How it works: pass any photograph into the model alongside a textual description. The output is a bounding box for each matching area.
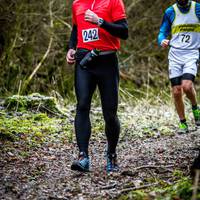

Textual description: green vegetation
[0,111,73,145]
[118,176,195,200]
[0,93,73,145]
[4,93,67,116]
[0,92,199,199]
[1,0,199,96]
[0,0,200,199]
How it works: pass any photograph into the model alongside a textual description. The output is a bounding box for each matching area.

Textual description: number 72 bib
[82,28,99,43]
[179,33,192,44]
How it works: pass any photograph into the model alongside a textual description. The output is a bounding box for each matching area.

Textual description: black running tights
[74,53,120,156]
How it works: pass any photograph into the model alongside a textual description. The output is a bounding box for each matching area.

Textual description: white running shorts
[168,47,199,79]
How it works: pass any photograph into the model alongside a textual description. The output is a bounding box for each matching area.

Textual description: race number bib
[179,33,192,44]
[82,28,99,43]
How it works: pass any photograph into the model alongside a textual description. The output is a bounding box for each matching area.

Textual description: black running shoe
[106,153,119,173]
[71,152,90,172]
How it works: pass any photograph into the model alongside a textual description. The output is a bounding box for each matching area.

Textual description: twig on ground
[100,183,117,190]
[135,164,174,172]
[121,165,174,177]
[41,106,63,117]
[120,182,159,194]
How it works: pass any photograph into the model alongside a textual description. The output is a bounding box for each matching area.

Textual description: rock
[4,93,67,116]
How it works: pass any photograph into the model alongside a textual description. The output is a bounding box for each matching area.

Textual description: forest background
[1,1,200,200]
[1,0,200,97]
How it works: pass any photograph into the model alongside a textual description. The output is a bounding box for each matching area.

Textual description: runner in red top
[72,0,126,51]
[66,0,128,173]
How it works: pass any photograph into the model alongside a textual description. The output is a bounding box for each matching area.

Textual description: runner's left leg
[182,79,197,106]
[97,53,120,155]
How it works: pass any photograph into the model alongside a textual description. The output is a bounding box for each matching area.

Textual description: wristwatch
[97,18,104,27]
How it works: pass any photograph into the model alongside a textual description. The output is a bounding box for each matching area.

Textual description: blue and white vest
[170,1,200,50]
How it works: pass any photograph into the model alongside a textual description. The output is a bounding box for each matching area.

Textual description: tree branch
[22,0,54,93]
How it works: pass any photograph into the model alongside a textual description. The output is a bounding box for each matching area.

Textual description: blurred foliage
[0,0,199,97]
[118,176,196,200]
[0,0,73,96]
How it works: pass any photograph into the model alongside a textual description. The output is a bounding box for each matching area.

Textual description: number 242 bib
[82,28,99,43]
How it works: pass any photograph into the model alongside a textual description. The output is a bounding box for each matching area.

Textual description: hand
[161,39,170,48]
[84,9,99,24]
[66,49,76,64]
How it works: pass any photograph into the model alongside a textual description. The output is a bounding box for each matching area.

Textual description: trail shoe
[177,122,189,134]
[193,107,200,127]
[71,152,90,172]
[106,153,119,173]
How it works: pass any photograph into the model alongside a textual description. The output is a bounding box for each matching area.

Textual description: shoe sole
[71,163,89,172]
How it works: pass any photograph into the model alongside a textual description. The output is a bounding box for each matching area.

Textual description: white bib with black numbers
[170,1,200,50]
[82,28,99,43]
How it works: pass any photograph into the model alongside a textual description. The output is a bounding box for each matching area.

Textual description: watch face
[98,18,103,26]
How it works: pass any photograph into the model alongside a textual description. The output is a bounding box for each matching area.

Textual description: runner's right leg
[170,75,188,134]
[172,85,185,121]
[74,64,96,156]
[71,64,97,172]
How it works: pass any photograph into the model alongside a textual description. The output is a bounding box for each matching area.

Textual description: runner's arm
[100,19,128,40]
[158,7,174,46]
[68,25,77,50]
[84,8,128,40]
[195,2,200,20]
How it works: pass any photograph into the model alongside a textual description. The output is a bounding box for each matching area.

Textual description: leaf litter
[0,95,200,200]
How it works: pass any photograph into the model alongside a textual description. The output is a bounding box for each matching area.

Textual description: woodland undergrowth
[0,89,200,199]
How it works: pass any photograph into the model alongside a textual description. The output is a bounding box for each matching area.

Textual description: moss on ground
[4,93,67,116]
[0,111,73,146]
[117,176,199,200]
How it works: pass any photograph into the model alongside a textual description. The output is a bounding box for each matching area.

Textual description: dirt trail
[0,129,199,200]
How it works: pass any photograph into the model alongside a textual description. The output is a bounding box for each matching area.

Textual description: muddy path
[0,129,199,200]
[0,96,200,200]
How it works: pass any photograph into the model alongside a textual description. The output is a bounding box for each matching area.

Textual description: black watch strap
[97,18,104,27]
